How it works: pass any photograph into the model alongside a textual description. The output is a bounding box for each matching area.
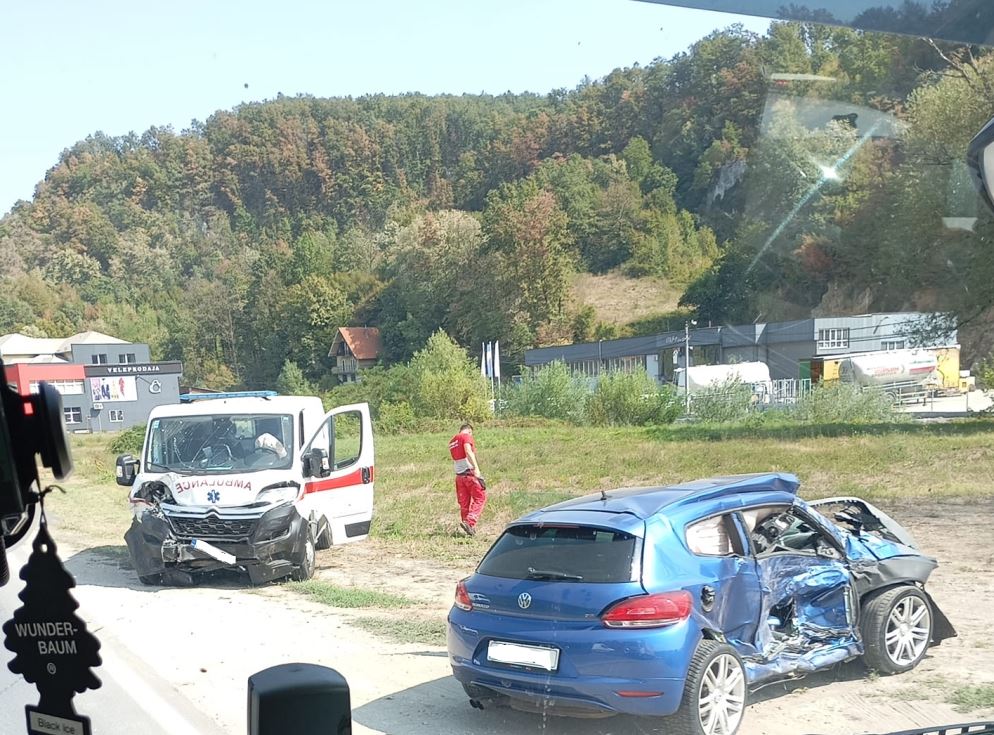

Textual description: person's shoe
[460,521,476,537]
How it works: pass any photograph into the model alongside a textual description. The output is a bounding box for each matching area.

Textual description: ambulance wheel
[315,518,333,550]
[291,526,316,582]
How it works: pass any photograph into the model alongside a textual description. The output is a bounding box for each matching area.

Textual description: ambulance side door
[300,402,374,545]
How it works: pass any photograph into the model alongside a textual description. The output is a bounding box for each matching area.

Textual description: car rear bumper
[447,610,695,717]
[124,503,306,584]
[451,661,685,717]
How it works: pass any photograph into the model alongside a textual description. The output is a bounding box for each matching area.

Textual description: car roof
[148,395,323,420]
[525,473,801,522]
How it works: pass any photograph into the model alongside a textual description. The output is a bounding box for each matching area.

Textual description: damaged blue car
[447,472,955,735]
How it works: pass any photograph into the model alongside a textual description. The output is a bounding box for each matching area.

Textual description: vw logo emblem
[517,592,532,609]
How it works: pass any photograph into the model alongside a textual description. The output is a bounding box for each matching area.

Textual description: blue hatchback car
[447,473,955,735]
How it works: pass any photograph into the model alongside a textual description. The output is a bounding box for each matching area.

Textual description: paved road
[0,542,226,735]
[0,522,973,735]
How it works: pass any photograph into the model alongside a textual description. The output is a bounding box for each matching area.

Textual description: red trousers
[455,474,487,528]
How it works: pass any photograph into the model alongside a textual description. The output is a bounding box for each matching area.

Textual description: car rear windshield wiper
[526,567,583,581]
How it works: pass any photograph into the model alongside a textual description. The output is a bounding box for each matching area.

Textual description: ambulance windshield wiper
[526,568,583,581]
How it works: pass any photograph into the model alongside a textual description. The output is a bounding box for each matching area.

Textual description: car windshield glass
[145,414,293,474]
[477,524,638,583]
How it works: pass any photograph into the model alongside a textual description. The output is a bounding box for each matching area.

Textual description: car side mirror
[967,115,994,214]
[303,448,330,479]
[115,454,138,486]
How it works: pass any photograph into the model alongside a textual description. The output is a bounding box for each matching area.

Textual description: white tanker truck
[675,362,774,403]
[837,349,939,403]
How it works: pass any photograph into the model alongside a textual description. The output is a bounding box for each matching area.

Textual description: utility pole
[684,320,697,414]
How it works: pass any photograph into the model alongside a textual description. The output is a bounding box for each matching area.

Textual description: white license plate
[487,641,560,671]
[190,539,237,566]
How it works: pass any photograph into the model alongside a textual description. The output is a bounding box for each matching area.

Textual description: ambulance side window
[333,411,362,470]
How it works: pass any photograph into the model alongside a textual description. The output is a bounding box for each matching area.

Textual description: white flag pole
[481,343,486,378]
[485,342,495,400]
[494,340,501,411]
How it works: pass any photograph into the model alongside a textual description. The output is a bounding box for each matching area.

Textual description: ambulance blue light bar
[179,391,278,402]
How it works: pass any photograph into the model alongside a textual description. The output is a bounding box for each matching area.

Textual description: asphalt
[0,542,227,735]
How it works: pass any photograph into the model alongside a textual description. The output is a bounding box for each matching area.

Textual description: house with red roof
[328,327,382,383]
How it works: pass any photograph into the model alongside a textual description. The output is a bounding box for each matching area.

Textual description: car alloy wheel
[884,594,930,667]
[860,586,934,674]
[697,653,746,735]
[668,641,748,735]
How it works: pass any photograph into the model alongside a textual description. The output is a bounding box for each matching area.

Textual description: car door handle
[361,467,371,484]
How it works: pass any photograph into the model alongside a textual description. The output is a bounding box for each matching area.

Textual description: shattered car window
[750,508,840,557]
[146,414,294,474]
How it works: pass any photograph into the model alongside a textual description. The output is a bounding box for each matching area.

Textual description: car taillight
[601,591,692,628]
[454,579,473,611]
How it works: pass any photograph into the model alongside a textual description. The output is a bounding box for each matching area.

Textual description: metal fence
[768,378,812,405]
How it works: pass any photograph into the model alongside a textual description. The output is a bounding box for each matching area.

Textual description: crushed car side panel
[810,496,956,644]
[743,554,862,683]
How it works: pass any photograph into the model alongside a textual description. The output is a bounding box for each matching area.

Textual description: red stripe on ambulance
[304,466,374,494]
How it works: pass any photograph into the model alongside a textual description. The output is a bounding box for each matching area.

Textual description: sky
[0,0,769,215]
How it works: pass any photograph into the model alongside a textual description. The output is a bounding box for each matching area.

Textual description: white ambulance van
[116,393,373,585]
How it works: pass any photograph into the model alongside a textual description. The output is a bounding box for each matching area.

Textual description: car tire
[315,518,333,550]
[138,573,162,586]
[861,586,933,674]
[667,640,747,735]
[291,525,316,582]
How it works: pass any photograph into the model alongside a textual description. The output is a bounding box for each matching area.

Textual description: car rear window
[477,524,638,583]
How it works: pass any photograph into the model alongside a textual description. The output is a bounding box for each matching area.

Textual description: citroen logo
[517,592,532,609]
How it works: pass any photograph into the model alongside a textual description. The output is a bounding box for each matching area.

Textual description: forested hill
[1,22,992,389]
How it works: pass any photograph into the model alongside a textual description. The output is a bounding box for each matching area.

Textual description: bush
[587,369,681,426]
[409,330,491,422]
[975,354,994,390]
[507,362,589,424]
[323,364,416,414]
[690,378,756,423]
[375,400,419,434]
[109,424,145,455]
[792,382,895,424]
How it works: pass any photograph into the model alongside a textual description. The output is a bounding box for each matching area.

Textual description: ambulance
[116,393,374,585]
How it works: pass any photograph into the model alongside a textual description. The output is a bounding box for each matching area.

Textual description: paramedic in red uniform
[449,423,485,536]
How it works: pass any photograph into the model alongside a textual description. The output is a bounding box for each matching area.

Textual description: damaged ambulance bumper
[124,502,307,585]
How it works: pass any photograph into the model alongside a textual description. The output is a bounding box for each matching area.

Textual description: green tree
[408,330,490,421]
[482,181,575,329]
[276,360,316,395]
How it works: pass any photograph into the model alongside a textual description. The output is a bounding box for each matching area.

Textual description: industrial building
[1,331,183,431]
[524,313,956,382]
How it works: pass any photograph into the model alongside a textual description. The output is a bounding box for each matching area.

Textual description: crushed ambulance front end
[124,472,310,585]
